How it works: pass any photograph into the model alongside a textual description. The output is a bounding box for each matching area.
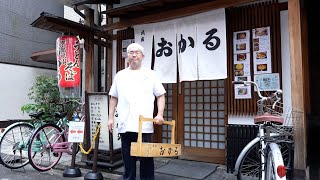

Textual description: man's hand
[108,118,114,133]
[154,115,164,125]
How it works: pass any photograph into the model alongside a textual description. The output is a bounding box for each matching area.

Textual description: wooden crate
[130,115,181,157]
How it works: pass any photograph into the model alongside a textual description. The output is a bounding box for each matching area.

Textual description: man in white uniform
[108,43,166,180]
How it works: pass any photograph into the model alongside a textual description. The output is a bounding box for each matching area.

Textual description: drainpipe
[73,4,86,19]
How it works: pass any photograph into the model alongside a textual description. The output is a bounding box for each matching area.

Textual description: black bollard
[84,122,103,180]
[63,142,82,177]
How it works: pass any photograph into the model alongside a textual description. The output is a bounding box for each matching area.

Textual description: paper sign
[68,121,85,143]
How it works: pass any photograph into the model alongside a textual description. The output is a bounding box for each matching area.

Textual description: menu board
[233,26,274,99]
[252,27,272,74]
[88,93,121,151]
[233,30,251,99]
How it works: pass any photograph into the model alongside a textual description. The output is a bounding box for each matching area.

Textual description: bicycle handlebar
[55,99,85,112]
[232,81,282,107]
[64,99,84,105]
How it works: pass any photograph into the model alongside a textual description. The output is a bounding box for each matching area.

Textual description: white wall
[280,10,292,114]
[64,5,84,23]
[0,64,56,121]
[228,10,292,125]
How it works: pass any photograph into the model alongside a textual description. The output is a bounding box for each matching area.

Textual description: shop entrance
[159,80,226,164]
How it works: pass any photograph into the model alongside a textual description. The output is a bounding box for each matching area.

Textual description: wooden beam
[102,0,255,31]
[93,38,110,47]
[288,0,306,170]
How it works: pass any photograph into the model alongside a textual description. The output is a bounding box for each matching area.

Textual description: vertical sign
[88,93,121,151]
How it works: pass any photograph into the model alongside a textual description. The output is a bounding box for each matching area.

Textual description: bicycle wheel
[237,141,261,180]
[237,140,293,180]
[28,123,65,171]
[265,143,286,180]
[0,123,33,169]
[277,141,293,172]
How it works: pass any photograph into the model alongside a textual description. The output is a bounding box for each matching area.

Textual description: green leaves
[21,74,81,121]
[28,75,60,104]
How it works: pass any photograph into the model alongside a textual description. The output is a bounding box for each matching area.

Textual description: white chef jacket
[109,67,166,133]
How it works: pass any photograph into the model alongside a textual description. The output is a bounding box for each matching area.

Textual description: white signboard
[88,93,121,151]
[254,73,280,91]
[89,94,108,150]
[68,121,85,143]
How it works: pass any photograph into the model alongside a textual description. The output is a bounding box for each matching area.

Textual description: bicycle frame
[40,100,85,154]
[50,118,72,153]
[32,117,72,154]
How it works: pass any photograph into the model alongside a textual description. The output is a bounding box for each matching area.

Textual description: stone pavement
[55,153,237,180]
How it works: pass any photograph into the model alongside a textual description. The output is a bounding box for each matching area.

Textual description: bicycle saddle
[29,112,44,119]
[54,112,68,118]
[254,113,284,125]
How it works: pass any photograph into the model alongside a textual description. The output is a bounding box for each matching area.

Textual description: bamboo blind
[226,0,283,115]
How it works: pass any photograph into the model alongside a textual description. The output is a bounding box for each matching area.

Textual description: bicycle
[27,99,84,172]
[0,112,47,169]
[232,81,302,180]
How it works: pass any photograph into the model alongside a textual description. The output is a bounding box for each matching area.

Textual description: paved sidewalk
[55,153,237,180]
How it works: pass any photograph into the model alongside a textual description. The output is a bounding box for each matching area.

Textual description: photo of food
[257,64,267,71]
[237,87,248,95]
[235,63,244,70]
[234,64,245,76]
[237,53,247,61]
[255,28,268,36]
[256,51,267,59]
[236,43,246,51]
[234,70,244,76]
[237,76,248,81]
[236,32,247,40]
[253,42,259,51]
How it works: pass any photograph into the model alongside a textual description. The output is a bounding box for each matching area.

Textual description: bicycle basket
[257,100,303,141]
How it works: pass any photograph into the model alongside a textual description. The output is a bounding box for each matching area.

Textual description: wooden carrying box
[131,115,181,157]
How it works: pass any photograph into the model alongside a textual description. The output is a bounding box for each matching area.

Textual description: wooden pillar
[82,7,95,163]
[106,5,113,92]
[84,8,95,93]
[288,0,307,171]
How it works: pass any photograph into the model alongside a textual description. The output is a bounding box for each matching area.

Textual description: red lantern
[56,35,81,88]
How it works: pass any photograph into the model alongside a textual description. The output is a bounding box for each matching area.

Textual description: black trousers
[120,132,155,180]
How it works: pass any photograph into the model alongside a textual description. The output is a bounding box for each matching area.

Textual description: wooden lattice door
[161,80,226,164]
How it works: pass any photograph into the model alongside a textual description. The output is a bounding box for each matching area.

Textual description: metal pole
[92,122,100,172]
[84,122,103,180]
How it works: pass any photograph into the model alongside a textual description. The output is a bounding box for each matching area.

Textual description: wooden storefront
[30,0,308,174]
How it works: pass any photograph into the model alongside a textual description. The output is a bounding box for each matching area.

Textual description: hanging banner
[196,8,227,80]
[56,35,81,88]
[154,20,177,83]
[134,24,154,69]
[177,17,198,82]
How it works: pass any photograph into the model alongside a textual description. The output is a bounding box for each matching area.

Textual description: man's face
[127,47,144,68]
